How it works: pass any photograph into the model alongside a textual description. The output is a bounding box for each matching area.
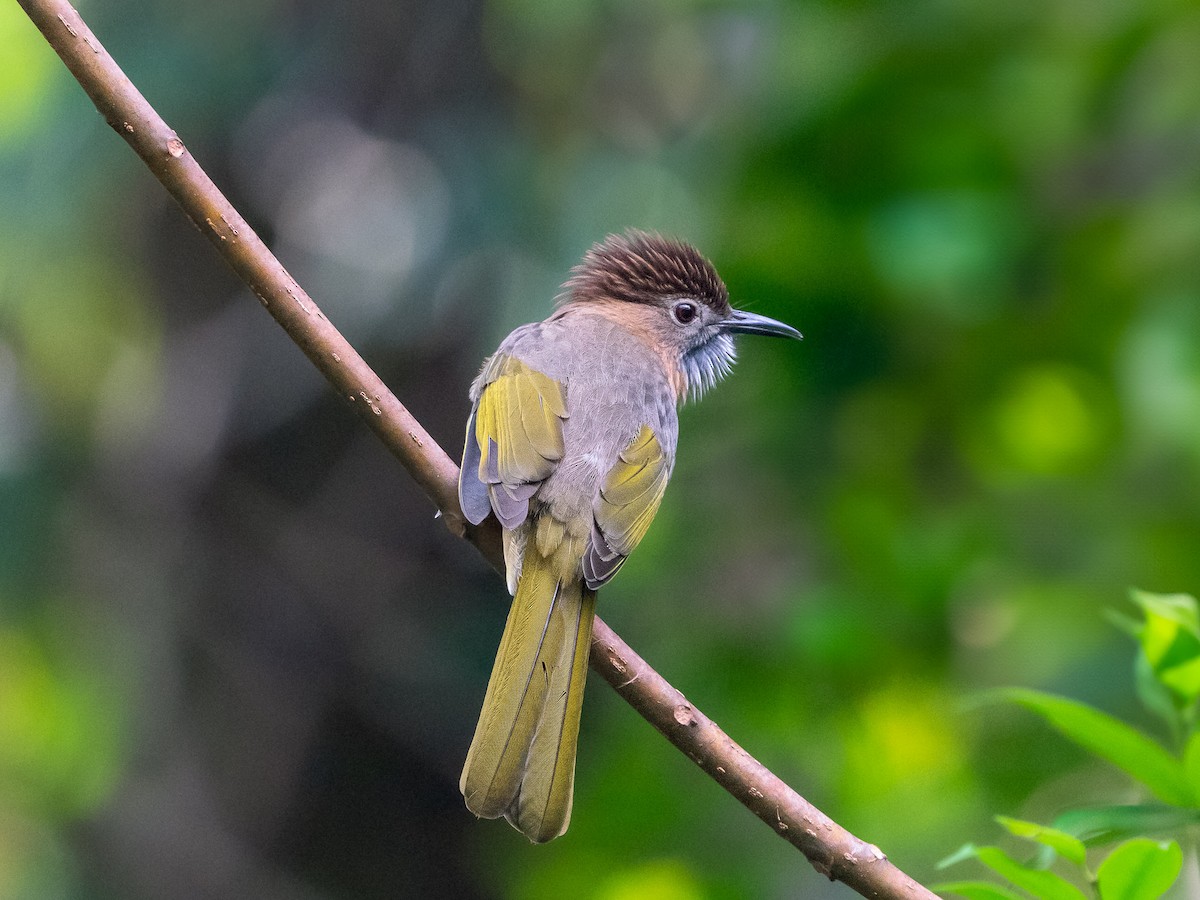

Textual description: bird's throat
[681,333,736,402]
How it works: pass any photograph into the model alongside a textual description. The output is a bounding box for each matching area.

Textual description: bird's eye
[672,300,698,325]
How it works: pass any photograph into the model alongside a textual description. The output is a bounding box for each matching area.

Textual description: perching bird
[457,231,801,842]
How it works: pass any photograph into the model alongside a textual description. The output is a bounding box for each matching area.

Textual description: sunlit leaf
[1129,591,1200,642]
[997,689,1193,805]
[1128,592,1200,703]
[973,846,1089,900]
[1158,657,1200,701]
[1096,839,1181,900]
[1052,805,1200,846]
[995,816,1087,865]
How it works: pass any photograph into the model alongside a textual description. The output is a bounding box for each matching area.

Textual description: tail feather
[512,585,595,841]
[460,551,595,842]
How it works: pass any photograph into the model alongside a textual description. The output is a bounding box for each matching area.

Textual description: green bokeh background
[3,0,1200,897]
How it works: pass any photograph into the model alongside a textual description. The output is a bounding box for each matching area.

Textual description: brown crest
[562,231,731,315]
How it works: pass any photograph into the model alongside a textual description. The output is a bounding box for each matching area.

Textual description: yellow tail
[460,549,596,843]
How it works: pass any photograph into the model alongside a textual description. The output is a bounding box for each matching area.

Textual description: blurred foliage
[2,0,1200,898]
[940,832,1183,900]
[939,592,1200,899]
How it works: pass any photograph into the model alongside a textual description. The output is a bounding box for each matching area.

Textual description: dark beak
[720,309,803,341]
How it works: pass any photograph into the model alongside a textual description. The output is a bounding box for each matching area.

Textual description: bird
[457,231,802,842]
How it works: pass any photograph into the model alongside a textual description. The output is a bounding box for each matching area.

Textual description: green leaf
[1053,805,1200,846]
[1159,656,1200,700]
[1096,839,1182,900]
[1129,591,1200,645]
[974,846,1089,900]
[1132,652,1184,742]
[997,689,1194,806]
[995,816,1087,865]
[939,844,983,869]
[1128,592,1200,704]
[1184,732,1200,799]
[1106,608,1143,641]
[931,881,1026,900]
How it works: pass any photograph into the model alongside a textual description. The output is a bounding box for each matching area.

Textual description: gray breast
[507,313,678,521]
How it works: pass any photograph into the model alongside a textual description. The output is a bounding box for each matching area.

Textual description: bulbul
[457,231,801,842]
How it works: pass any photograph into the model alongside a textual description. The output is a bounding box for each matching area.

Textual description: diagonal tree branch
[16,2,937,897]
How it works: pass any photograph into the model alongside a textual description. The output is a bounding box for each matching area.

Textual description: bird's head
[560,231,802,400]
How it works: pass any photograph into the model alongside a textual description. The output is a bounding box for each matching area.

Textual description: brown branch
[16,2,937,897]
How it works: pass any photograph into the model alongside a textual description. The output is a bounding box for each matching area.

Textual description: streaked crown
[563,231,731,314]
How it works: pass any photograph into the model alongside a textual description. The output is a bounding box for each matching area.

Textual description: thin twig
[15,2,936,896]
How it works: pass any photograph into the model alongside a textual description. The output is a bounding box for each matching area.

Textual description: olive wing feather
[583,424,670,589]
[458,355,568,530]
